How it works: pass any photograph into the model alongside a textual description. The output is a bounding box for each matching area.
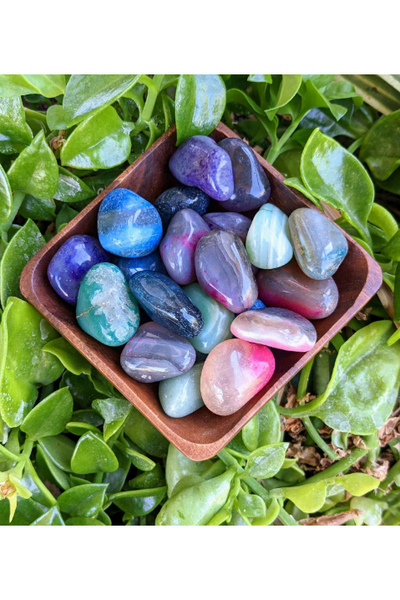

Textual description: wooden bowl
[20,123,382,461]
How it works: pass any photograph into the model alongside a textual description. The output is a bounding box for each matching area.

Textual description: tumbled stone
[129,271,203,338]
[246,204,293,269]
[154,185,210,228]
[76,263,140,346]
[160,209,210,285]
[289,207,349,280]
[200,339,275,416]
[120,322,195,383]
[98,188,162,257]
[115,250,167,281]
[257,259,339,320]
[231,307,317,352]
[169,135,234,201]
[218,138,271,211]
[159,363,204,418]
[48,235,110,305]
[249,299,266,310]
[195,230,258,313]
[203,212,252,242]
[183,283,234,354]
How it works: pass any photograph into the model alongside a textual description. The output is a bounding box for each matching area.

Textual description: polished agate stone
[115,250,166,281]
[200,339,275,416]
[183,283,234,354]
[160,209,210,285]
[289,208,349,280]
[129,271,203,338]
[48,235,110,305]
[98,188,162,257]
[218,138,271,212]
[231,307,317,352]
[169,136,234,201]
[195,230,258,313]
[159,363,204,418]
[257,259,339,320]
[249,299,266,310]
[203,212,251,242]
[120,322,195,383]
[246,204,293,269]
[76,263,140,346]
[154,185,210,228]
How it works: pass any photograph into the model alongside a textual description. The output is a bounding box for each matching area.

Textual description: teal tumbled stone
[183,283,234,354]
[76,263,140,346]
[159,363,205,418]
[289,207,348,280]
[246,204,293,269]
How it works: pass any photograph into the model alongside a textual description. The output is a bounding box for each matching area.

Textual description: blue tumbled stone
[47,235,110,305]
[154,185,210,228]
[115,250,167,281]
[98,188,162,258]
[249,299,266,310]
[129,271,204,338]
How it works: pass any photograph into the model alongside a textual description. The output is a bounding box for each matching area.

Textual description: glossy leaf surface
[0,97,32,154]
[21,387,73,440]
[58,484,108,518]
[360,109,400,180]
[0,75,66,98]
[71,431,119,474]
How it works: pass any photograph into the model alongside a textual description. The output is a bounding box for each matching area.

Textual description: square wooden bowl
[20,123,382,461]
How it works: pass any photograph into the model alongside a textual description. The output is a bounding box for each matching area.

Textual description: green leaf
[265,75,302,119]
[63,75,140,126]
[282,481,328,513]
[314,321,400,434]
[38,434,75,471]
[242,415,259,452]
[56,204,78,231]
[117,442,156,472]
[92,397,132,442]
[65,516,105,526]
[35,445,71,490]
[284,176,322,208]
[248,75,272,83]
[46,104,67,131]
[0,298,64,426]
[0,75,66,98]
[54,167,95,203]
[175,75,226,145]
[335,473,379,496]
[0,165,12,224]
[236,489,266,519]
[377,168,400,195]
[165,444,212,498]
[300,128,374,242]
[8,130,59,199]
[58,484,108,518]
[360,109,400,181]
[21,387,73,440]
[60,106,132,169]
[0,219,45,307]
[19,195,56,221]
[43,337,91,375]
[71,431,119,474]
[66,421,101,436]
[258,399,282,446]
[0,97,32,154]
[30,506,65,526]
[124,406,168,458]
[110,487,167,516]
[244,444,288,479]
[383,230,400,261]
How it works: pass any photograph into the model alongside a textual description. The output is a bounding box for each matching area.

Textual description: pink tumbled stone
[231,307,317,352]
[200,339,275,416]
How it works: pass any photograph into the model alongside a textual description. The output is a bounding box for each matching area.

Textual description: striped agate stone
[231,307,317,352]
[120,322,196,383]
[203,212,252,242]
[246,204,293,269]
[257,259,339,320]
[195,230,258,314]
[98,188,162,258]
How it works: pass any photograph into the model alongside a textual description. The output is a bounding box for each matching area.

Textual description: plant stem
[302,416,338,461]
[278,507,300,526]
[380,459,400,490]
[330,333,345,352]
[22,439,34,458]
[218,448,270,502]
[297,357,315,399]
[300,447,368,485]
[25,459,57,506]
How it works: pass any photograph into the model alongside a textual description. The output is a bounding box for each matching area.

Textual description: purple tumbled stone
[160,209,210,285]
[169,135,234,202]
[47,235,110,305]
[195,230,258,314]
[218,138,271,212]
[120,322,196,383]
[203,212,252,242]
